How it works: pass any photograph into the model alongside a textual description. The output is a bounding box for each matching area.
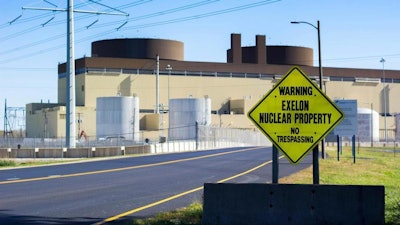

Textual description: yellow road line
[97,186,205,224]
[94,155,285,225]
[0,147,264,185]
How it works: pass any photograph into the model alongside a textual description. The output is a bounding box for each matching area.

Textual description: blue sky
[1,0,399,130]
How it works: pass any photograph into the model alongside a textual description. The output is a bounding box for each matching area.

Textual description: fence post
[195,122,199,150]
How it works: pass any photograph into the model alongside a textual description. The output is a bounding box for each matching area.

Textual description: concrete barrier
[92,147,120,157]
[202,183,385,225]
[0,141,251,159]
[37,148,63,158]
[0,149,9,158]
[63,148,92,158]
[0,145,153,159]
[125,145,151,155]
[10,148,36,158]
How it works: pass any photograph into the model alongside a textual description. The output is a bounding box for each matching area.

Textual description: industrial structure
[25,33,400,143]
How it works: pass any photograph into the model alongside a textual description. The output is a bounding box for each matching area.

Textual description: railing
[2,125,398,159]
[56,67,400,84]
[0,126,271,149]
[379,129,396,142]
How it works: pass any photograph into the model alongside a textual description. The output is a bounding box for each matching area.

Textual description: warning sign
[248,67,344,164]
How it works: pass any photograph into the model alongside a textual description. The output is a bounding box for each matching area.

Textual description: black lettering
[259,113,292,124]
[260,113,266,123]
[290,127,299,134]
[279,86,313,96]
[294,113,332,124]
[282,100,309,111]
[277,135,314,143]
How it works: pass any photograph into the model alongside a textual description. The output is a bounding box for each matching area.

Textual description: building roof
[58,34,400,81]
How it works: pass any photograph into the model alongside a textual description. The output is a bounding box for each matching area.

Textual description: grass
[130,202,202,225]
[280,146,400,224]
[0,159,83,168]
[0,160,17,167]
[127,146,400,225]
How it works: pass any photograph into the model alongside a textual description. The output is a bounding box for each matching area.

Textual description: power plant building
[25,33,400,141]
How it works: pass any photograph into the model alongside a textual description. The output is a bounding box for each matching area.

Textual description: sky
[1,0,399,131]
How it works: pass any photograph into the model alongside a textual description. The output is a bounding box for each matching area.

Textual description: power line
[0,0,124,42]
[91,0,220,29]
[13,0,129,149]
[120,0,281,30]
[1,0,149,33]
[16,0,376,71]
[324,54,400,63]
[0,0,212,42]
[1,0,281,63]
[1,0,100,28]
[0,67,54,71]
[0,1,156,54]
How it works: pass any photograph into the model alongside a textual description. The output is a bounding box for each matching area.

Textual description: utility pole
[21,0,128,148]
[380,58,387,143]
[291,20,323,184]
[156,55,160,114]
[66,0,76,148]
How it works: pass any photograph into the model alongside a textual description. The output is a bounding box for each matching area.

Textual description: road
[0,146,312,225]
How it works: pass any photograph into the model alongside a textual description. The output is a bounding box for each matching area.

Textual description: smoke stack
[256,35,266,64]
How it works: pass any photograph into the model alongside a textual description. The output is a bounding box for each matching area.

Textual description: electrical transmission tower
[12,0,128,148]
[3,99,26,138]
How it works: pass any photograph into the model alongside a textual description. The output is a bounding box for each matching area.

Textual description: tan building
[26,34,400,140]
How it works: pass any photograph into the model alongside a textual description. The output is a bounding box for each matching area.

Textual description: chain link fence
[2,124,397,151]
[0,125,271,149]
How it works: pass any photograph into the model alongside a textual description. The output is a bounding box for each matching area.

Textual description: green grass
[0,160,17,167]
[0,159,82,168]
[127,147,399,225]
[280,147,400,224]
[130,202,202,225]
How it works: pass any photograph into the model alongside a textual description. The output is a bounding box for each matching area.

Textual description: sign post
[272,145,279,184]
[333,99,358,163]
[248,67,344,183]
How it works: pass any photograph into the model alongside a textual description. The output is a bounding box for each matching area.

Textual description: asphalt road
[0,146,312,225]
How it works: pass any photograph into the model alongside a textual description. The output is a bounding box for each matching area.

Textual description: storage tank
[92,38,184,61]
[169,97,211,140]
[358,108,379,142]
[96,96,139,141]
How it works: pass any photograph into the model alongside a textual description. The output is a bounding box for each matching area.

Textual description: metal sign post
[272,145,279,184]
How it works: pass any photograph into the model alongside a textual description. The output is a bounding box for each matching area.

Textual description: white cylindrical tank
[358,107,379,142]
[169,97,211,140]
[96,96,139,141]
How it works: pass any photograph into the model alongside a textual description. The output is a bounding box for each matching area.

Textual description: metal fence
[0,125,271,149]
[2,126,397,150]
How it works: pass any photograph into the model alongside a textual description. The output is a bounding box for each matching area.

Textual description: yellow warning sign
[248,67,344,164]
